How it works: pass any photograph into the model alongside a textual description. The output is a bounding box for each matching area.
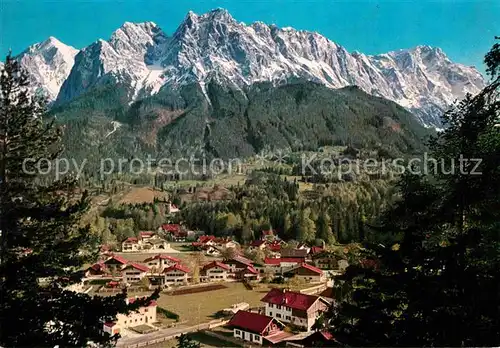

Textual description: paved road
[116,325,189,347]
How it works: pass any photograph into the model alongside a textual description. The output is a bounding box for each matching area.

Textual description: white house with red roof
[201,261,230,281]
[261,288,329,331]
[289,263,326,283]
[163,263,190,284]
[223,255,254,274]
[122,263,149,284]
[103,297,157,336]
[228,310,286,345]
[103,255,129,274]
[143,254,181,272]
[122,232,170,252]
[260,257,304,274]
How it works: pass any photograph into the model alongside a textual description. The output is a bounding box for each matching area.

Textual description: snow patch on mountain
[51,8,484,128]
[16,37,78,101]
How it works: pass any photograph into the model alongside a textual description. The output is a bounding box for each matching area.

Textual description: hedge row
[157,307,180,321]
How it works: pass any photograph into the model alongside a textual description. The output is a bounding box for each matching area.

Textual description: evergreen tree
[0,55,158,347]
[328,39,500,347]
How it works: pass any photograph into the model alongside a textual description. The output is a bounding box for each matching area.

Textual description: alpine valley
[14,9,485,162]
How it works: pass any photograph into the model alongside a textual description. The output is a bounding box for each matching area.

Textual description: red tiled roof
[198,235,216,243]
[267,242,282,252]
[163,263,190,274]
[261,288,319,311]
[139,231,154,238]
[143,254,181,263]
[320,331,334,340]
[203,261,230,271]
[250,240,266,247]
[123,237,138,243]
[231,255,253,266]
[228,310,274,335]
[264,257,304,265]
[161,224,181,233]
[297,263,323,275]
[240,266,259,275]
[309,246,324,255]
[104,322,116,327]
[123,263,149,272]
[104,255,128,265]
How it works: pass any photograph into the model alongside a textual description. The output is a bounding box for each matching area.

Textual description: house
[280,248,309,260]
[237,266,260,281]
[139,231,154,241]
[167,202,180,214]
[249,240,267,251]
[122,237,140,252]
[319,287,335,302]
[263,258,304,274]
[261,229,277,241]
[143,254,181,271]
[267,241,282,253]
[103,255,128,274]
[312,252,338,270]
[215,238,239,249]
[224,256,254,273]
[201,261,230,281]
[290,331,339,347]
[261,288,329,331]
[85,262,107,277]
[228,310,284,345]
[163,263,190,285]
[309,246,324,256]
[103,297,157,336]
[122,233,170,253]
[122,263,149,284]
[160,224,187,242]
[289,263,325,283]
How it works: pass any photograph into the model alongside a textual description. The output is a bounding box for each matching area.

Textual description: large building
[289,263,326,283]
[261,288,329,331]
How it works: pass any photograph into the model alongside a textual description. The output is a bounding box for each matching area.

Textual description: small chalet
[312,252,338,270]
[167,202,180,214]
[224,255,254,273]
[289,263,325,283]
[122,233,170,253]
[249,240,267,251]
[237,266,260,281]
[160,224,187,242]
[103,297,157,336]
[163,263,190,284]
[261,288,329,331]
[85,262,107,277]
[122,237,140,252]
[228,310,284,345]
[201,261,230,281]
[263,257,304,273]
[319,287,335,302]
[291,331,339,347]
[143,254,181,271]
[122,263,149,284]
[280,248,309,260]
[103,255,128,274]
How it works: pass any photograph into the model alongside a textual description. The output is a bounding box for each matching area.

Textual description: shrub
[157,307,180,321]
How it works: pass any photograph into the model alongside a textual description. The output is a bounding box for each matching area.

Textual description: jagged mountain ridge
[15,8,484,128]
[15,37,78,101]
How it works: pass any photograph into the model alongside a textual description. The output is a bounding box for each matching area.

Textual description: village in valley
[79,201,352,348]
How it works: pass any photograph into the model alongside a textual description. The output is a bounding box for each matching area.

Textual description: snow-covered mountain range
[13,8,485,128]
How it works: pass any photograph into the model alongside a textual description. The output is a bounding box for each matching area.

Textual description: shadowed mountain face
[54,79,431,163]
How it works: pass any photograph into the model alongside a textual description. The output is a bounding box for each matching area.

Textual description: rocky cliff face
[15,37,78,101]
[14,9,484,128]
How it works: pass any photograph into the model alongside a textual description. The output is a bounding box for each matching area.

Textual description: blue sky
[1,0,499,75]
